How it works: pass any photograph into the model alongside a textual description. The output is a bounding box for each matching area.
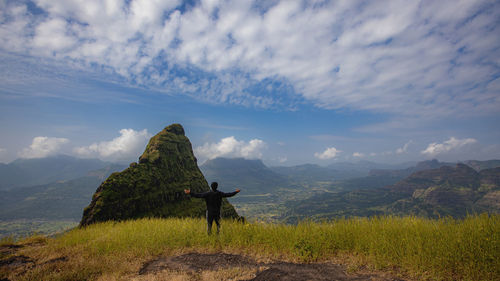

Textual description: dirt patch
[140,252,406,281]
[0,245,23,258]
[41,256,67,265]
[0,243,69,281]
[140,253,258,274]
[0,254,35,279]
[249,262,348,281]
[249,262,405,281]
[0,255,33,268]
[1,244,34,276]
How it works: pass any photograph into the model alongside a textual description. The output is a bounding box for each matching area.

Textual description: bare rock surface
[140,252,406,281]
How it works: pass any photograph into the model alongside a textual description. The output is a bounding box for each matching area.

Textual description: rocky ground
[137,252,406,281]
[1,244,408,281]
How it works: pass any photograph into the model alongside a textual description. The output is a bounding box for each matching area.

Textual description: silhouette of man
[184,182,240,235]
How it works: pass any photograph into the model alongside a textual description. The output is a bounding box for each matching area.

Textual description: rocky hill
[387,164,500,217]
[464,160,500,171]
[80,124,239,226]
[389,163,480,194]
[283,164,500,221]
[368,159,454,179]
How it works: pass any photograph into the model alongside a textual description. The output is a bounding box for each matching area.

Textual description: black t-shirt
[190,190,238,215]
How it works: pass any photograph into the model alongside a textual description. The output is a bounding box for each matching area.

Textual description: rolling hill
[0,155,111,190]
[283,163,500,222]
[200,157,288,194]
[0,164,126,220]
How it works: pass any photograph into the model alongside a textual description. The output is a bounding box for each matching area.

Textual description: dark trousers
[206,211,220,235]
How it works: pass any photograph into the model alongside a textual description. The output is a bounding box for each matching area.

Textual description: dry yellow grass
[1,214,498,281]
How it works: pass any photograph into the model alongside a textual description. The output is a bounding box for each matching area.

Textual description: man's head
[210,182,218,191]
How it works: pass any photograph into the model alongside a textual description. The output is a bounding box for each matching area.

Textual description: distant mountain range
[201,158,454,194]
[201,157,500,221]
[1,155,499,224]
[200,157,288,194]
[283,163,500,222]
[327,160,415,173]
[369,159,500,179]
[0,164,126,220]
[0,155,112,190]
[200,158,417,194]
[270,160,416,184]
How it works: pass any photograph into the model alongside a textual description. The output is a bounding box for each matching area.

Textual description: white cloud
[0,148,6,154]
[314,147,341,160]
[352,152,364,158]
[33,18,77,53]
[74,129,151,161]
[421,137,477,157]
[278,156,287,163]
[194,136,266,161]
[0,0,498,116]
[19,136,69,158]
[396,141,413,154]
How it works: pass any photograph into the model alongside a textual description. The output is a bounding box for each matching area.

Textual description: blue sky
[1,0,499,165]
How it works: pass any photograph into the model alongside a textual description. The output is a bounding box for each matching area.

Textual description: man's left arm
[221,189,240,198]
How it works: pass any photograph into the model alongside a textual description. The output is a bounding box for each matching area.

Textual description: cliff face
[80,124,239,226]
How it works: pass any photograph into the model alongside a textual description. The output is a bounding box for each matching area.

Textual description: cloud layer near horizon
[11,133,487,164]
[195,136,266,161]
[1,0,499,116]
[74,129,151,161]
[315,147,341,160]
[19,136,69,158]
[421,137,477,157]
[16,129,150,162]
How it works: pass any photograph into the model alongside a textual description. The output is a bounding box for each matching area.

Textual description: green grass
[11,214,500,281]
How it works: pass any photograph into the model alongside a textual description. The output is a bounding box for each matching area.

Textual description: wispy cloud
[314,147,341,160]
[278,156,287,163]
[0,0,498,116]
[19,136,69,158]
[352,152,364,158]
[74,129,151,162]
[421,137,477,157]
[396,141,413,154]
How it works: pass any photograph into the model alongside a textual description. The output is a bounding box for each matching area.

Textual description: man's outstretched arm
[221,189,241,198]
[184,189,209,198]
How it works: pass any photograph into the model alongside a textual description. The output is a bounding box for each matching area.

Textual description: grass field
[3,214,499,280]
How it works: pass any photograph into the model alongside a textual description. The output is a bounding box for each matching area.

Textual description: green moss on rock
[80,124,239,226]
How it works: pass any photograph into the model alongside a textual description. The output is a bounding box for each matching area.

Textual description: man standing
[184,182,240,235]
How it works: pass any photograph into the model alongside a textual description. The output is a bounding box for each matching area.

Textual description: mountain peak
[164,123,185,135]
[80,123,239,226]
[414,159,452,171]
[138,124,187,164]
